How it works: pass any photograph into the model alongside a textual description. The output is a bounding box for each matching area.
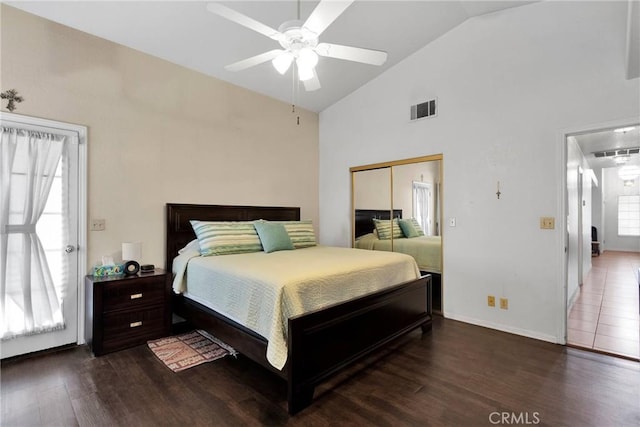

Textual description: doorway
[0,113,87,359]
[565,121,640,360]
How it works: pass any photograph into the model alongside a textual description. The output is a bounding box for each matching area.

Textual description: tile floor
[567,250,639,360]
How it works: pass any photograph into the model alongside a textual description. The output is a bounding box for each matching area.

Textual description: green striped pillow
[373,218,403,240]
[409,218,425,236]
[273,220,317,248]
[190,220,263,256]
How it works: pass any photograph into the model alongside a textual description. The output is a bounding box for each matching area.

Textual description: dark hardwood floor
[2,317,639,426]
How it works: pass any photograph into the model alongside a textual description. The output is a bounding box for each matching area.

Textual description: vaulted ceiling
[7,0,539,112]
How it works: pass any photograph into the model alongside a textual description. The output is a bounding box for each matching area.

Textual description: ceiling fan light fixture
[207,0,385,94]
[297,48,319,69]
[272,52,293,74]
[297,63,315,81]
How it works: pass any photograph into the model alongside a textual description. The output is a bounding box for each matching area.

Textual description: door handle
[65,245,76,254]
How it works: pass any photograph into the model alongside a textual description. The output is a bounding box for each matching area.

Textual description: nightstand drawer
[102,277,165,312]
[102,307,165,341]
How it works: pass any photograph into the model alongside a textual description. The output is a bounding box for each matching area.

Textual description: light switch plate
[540,217,555,229]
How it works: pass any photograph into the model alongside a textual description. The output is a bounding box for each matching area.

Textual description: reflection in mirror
[391,161,442,274]
[391,160,442,313]
[351,155,443,313]
[392,161,441,236]
[353,167,392,247]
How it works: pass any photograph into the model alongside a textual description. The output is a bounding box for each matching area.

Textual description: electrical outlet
[91,219,105,231]
[488,296,495,307]
[500,298,508,310]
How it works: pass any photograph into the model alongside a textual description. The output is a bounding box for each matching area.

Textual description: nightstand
[85,269,171,356]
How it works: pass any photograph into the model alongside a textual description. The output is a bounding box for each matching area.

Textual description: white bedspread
[172,245,420,370]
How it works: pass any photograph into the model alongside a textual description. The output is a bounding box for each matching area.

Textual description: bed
[354,209,442,274]
[166,203,432,415]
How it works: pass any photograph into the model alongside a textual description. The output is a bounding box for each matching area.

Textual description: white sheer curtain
[1,127,67,339]
[412,181,432,235]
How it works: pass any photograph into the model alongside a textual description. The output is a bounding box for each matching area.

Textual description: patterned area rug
[148,330,236,372]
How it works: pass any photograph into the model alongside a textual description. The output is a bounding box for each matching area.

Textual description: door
[1,113,86,359]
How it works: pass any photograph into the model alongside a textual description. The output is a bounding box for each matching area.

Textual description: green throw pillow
[254,221,294,253]
[399,219,420,238]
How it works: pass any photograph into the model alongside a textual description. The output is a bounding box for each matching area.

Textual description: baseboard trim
[444,313,561,344]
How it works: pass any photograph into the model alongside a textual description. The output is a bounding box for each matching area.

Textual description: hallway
[567,250,639,360]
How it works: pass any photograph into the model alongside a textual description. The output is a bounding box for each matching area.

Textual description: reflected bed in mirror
[354,209,442,274]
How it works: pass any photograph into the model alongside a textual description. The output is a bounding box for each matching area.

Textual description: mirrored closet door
[351,155,443,313]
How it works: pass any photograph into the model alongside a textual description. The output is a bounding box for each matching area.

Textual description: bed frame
[166,203,432,414]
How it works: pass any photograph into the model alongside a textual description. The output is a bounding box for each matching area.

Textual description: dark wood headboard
[354,209,402,239]
[165,203,300,273]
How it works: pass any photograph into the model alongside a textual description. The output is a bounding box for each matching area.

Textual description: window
[412,182,432,235]
[618,195,640,236]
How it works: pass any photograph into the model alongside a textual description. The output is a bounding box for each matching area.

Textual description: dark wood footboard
[173,274,432,414]
[287,274,432,414]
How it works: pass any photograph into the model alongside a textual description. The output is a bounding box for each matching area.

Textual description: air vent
[592,147,640,158]
[410,99,437,121]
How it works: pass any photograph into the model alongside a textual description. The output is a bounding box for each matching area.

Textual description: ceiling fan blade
[303,0,354,37]
[316,43,388,66]
[207,3,283,41]
[225,49,285,72]
[303,70,321,92]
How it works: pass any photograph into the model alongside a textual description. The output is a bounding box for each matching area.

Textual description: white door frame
[0,112,88,348]
[558,116,639,345]
[577,167,584,287]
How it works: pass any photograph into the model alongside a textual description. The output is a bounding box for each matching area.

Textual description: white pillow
[178,239,201,255]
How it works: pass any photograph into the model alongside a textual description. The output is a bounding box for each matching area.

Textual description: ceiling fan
[206,0,388,92]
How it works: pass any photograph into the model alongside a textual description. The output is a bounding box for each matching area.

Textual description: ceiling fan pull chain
[291,62,300,125]
[292,62,296,114]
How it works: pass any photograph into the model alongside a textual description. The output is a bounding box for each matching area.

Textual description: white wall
[603,167,640,252]
[319,1,639,343]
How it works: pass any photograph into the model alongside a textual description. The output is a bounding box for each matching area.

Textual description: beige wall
[1,5,319,269]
